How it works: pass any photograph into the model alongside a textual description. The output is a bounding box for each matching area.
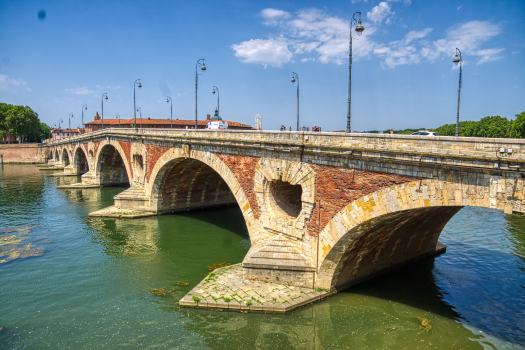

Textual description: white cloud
[261,8,290,26]
[367,2,393,24]
[0,74,28,90]
[457,6,462,10]
[66,87,96,95]
[232,7,504,69]
[231,38,292,68]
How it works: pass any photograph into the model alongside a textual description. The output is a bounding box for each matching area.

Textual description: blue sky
[0,0,524,131]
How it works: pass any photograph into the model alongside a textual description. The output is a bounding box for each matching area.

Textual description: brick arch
[61,147,71,166]
[94,140,132,186]
[315,175,522,290]
[72,145,89,174]
[146,148,256,239]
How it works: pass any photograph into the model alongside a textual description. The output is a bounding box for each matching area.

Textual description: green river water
[0,164,524,349]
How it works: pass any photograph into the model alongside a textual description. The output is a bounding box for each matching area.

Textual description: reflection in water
[0,165,524,349]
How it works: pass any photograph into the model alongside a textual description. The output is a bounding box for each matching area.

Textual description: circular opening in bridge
[268,180,302,219]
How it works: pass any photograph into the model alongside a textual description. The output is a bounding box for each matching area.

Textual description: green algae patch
[206,262,231,275]
[177,281,190,286]
[0,226,45,264]
[417,317,432,332]
[150,288,167,296]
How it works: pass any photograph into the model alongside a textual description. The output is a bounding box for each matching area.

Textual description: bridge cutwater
[46,129,525,312]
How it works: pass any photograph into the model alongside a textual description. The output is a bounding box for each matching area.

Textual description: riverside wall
[0,144,48,163]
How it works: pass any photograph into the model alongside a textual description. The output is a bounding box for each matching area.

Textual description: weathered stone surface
[50,129,525,300]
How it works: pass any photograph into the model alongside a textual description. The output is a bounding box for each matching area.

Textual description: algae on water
[0,226,45,264]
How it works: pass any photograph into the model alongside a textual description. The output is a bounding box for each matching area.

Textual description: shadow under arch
[73,146,89,174]
[54,149,59,162]
[150,157,239,214]
[61,149,70,166]
[95,144,130,186]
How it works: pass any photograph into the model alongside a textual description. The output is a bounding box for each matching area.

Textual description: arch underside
[62,150,70,166]
[97,145,129,186]
[324,206,462,290]
[155,158,237,214]
[74,148,89,174]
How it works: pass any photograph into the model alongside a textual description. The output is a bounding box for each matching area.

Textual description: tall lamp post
[134,79,142,129]
[291,73,299,131]
[58,118,63,129]
[68,112,74,131]
[212,86,219,115]
[166,96,173,129]
[136,106,142,129]
[347,11,365,133]
[195,59,206,129]
[116,114,120,128]
[453,48,462,137]
[101,93,108,130]
[81,104,87,133]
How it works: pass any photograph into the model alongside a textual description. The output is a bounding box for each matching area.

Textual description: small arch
[73,147,89,174]
[96,144,130,186]
[62,149,70,166]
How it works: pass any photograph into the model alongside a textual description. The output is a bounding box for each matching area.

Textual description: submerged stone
[150,288,167,296]
[417,317,432,332]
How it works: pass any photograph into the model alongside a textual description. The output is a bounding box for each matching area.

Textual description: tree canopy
[0,103,50,143]
[375,111,525,139]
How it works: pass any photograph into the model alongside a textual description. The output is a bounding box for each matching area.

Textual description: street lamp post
[347,11,365,133]
[212,86,219,115]
[136,106,142,129]
[101,93,108,130]
[58,118,63,129]
[81,104,87,133]
[116,114,120,128]
[453,48,462,137]
[291,73,299,131]
[134,79,142,129]
[68,112,74,132]
[166,96,173,129]
[195,59,206,129]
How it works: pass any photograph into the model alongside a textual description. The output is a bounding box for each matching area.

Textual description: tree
[6,105,40,143]
[510,111,525,138]
[0,103,13,142]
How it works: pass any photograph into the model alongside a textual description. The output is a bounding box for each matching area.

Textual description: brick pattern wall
[216,154,260,219]
[0,144,43,163]
[158,158,236,212]
[307,165,418,237]
[145,144,172,182]
[118,141,132,178]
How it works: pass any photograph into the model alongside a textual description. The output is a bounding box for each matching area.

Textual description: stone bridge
[47,129,525,295]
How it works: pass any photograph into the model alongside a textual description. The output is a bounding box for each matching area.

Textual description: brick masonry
[48,129,525,292]
[0,144,48,163]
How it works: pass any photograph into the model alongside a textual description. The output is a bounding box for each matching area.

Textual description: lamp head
[138,82,142,88]
[291,76,296,83]
[201,63,206,71]
[166,98,169,103]
[355,20,365,36]
[453,54,461,66]
[212,89,216,94]
[105,95,108,100]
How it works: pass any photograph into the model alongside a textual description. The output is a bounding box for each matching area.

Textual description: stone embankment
[0,144,48,163]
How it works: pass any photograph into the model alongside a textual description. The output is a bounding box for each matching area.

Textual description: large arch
[146,148,257,239]
[73,146,89,174]
[315,175,522,290]
[94,142,131,186]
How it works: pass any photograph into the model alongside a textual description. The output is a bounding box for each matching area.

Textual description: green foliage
[192,296,200,303]
[0,103,47,142]
[246,300,252,306]
[510,111,525,138]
